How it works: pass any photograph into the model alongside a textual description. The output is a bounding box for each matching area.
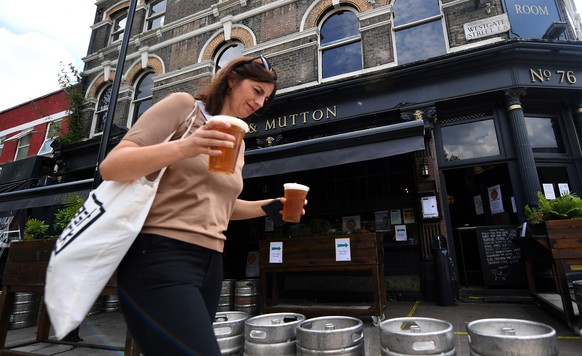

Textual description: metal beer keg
[218,279,236,312]
[243,312,305,356]
[466,318,559,356]
[296,316,364,356]
[213,311,249,356]
[234,279,259,316]
[379,317,456,355]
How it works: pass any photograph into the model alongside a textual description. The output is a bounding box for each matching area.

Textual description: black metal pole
[93,0,138,189]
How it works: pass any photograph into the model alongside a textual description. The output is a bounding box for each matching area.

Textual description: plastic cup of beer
[207,115,249,174]
[282,183,309,223]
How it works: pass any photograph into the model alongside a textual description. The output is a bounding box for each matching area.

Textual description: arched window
[130,72,154,126]
[393,0,447,65]
[215,43,244,72]
[319,9,362,79]
[93,85,112,136]
[145,0,166,31]
[110,10,128,44]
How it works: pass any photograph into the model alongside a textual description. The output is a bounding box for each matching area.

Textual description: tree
[55,62,86,145]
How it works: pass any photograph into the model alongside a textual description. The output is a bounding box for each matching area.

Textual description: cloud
[0,0,94,111]
[0,29,76,110]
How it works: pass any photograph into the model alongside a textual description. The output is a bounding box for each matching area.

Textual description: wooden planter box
[258,233,386,321]
[523,219,582,331]
[0,239,138,355]
[545,219,582,259]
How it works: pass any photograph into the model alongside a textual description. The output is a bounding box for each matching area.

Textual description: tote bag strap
[151,102,198,182]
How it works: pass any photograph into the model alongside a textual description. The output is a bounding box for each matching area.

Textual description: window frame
[318,7,363,81]
[91,85,113,137]
[110,11,128,44]
[14,132,32,161]
[145,0,167,31]
[38,120,61,156]
[437,114,505,168]
[129,71,155,127]
[523,112,569,157]
[0,136,5,158]
[391,0,448,65]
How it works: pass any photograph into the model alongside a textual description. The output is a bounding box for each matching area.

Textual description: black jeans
[117,233,223,356]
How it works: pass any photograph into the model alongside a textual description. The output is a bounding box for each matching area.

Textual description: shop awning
[0,179,93,216]
[243,120,425,178]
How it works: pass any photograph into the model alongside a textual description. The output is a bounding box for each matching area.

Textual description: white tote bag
[45,105,197,340]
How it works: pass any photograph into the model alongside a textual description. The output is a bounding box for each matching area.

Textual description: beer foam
[209,115,249,133]
[284,183,310,192]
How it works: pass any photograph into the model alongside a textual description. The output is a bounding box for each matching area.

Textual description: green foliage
[309,219,331,235]
[54,194,85,235]
[525,191,582,224]
[23,219,49,240]
[56,62,86,145]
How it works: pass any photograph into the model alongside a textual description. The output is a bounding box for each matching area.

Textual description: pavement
[3,299,582,355]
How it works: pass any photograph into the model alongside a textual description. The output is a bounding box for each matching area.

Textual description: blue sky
[0,1,581,112]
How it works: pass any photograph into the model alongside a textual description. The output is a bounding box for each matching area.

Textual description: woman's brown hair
[195,56,278,116]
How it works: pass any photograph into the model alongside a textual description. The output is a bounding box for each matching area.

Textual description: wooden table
[258,233,386,324]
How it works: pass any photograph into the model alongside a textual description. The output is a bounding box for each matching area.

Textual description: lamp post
[93,0,138,189]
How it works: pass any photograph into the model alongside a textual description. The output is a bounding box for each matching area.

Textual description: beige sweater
[121,94,244,252]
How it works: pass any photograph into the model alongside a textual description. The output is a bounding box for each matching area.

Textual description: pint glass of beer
[207,116,249,174]
[282,183,309,223]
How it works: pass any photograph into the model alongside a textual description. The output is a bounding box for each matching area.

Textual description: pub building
[1,0,582,322]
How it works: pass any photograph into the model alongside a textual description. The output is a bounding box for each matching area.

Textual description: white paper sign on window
[395,225,407,241]
[543,183,556,199]
[558,183,570,196]
[488,184,504,215]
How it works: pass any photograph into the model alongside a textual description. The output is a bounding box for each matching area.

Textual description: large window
[441,119,500,161]
[130,72,154,126]
[110,11,128,44]
[145,0,166,31]
[319,9,362,79]
[93,85,112,136]
[525,115,565,153]
[393,0,447,65]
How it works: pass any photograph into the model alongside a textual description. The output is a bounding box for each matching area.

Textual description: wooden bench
[0,239,139,355]
[259,233,386,323]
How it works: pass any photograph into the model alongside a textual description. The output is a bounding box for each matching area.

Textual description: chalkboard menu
[475,226,526,287]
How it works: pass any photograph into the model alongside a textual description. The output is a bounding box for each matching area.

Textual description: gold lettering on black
[529,68,577,84]
[265,119,276,130]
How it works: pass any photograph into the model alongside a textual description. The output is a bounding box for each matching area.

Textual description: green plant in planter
[23,219,49,240]
[53,194,85,236]
[524,191,582,225]
[309,219,331,236]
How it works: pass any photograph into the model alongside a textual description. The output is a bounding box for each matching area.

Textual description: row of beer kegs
[215,279,564,356]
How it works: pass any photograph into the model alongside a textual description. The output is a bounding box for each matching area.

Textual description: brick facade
[78,0,581,138]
